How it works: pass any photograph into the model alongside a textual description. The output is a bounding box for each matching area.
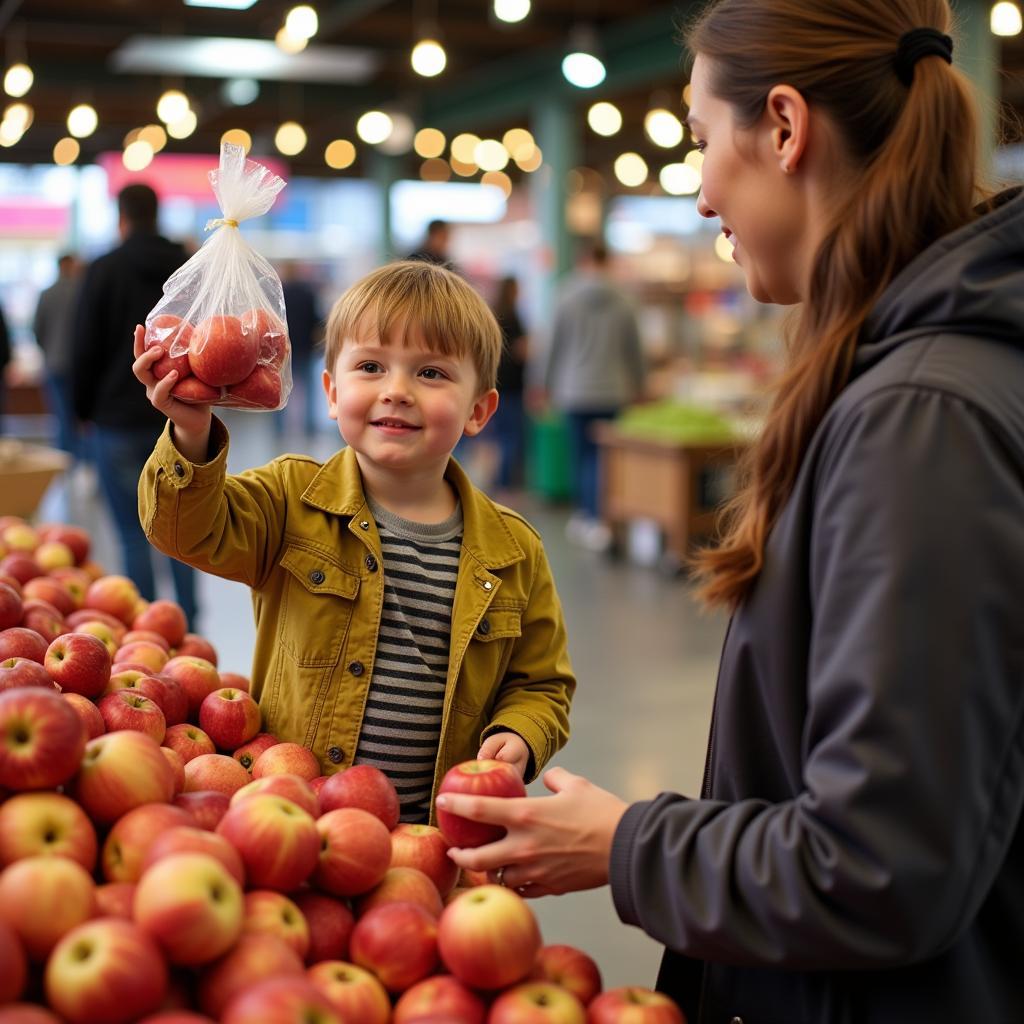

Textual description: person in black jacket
[439,2,1024,1022]
[72,184,197,627]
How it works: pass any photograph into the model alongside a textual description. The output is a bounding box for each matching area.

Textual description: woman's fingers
[436,792,524,827]
[446,834,520,873]
[542,766,582,794]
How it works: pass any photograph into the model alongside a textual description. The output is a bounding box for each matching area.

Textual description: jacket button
[348,660,364,676]
[173,461,185,477]
[309,570,325,585]
[359,520,370,530]
[477,618,491,635]
[365,554,378,572]
[327,746,343,764]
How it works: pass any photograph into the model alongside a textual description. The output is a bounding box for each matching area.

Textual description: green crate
[526,413,572,501]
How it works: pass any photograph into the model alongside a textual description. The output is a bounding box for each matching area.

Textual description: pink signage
[0,201,70,235]
[98,151,290,204]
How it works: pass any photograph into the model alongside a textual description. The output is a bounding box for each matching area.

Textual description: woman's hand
[131,325,212,462]
[440,767,629,898]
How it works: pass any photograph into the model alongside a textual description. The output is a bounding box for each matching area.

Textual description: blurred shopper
[33,253,84,462]
[442,2,1024,1021]
[542,242,644,549]
[489,275,529,490]
[407,218,452,267]
[72,184,197,627]
[275,261,322,437]
[0,300,9,432]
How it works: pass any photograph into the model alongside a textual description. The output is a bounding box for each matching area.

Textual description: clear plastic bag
[143,143,291,411]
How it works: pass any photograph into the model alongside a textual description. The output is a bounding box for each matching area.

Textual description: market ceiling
[2,0,1023,186]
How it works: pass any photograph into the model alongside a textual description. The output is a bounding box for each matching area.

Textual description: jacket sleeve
[482,540,576,783]
[139,417,289,589]
[609,386,1024,969]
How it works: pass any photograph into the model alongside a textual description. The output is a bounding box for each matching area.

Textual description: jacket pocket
[455,605,523,715]
[278,545,360,667]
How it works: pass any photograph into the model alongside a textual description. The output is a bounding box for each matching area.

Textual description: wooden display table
[594,423,747,569]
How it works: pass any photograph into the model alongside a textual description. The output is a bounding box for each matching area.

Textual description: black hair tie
[894,27,953,86]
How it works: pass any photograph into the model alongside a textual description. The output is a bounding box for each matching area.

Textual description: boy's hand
[477,731,530,779]
[131,325,212,463]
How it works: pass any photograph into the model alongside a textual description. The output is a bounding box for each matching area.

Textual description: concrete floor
[39,409,726,991]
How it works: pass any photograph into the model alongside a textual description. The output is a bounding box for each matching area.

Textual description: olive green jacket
[139,418,575,809]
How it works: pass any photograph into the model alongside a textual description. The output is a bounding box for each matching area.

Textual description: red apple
[0,522,37,552]
[73,619,120,658]
[79,559,106,581]
[243,889,310,958]
[241,307,287,365]
[319,764,399,830]
[306,961,390,1024]
[95,880,137,919]
[65,607,126,639]
[146,315,194,381]
[84,575,140,625]
[37,524,91,565]
[49,566,92,609]
[162,656,221,717]
[171,376,221,403]
[252,741,320,781]
[231,772,319,818]
[101,802,196,883]
[113,640,169,674]
[0,656,57,692]
[44,632,111,698]
[218,671,250,692]
[227,364,283,409]
[221,976,343,1024]
[199,686,260,750]
[197,933,304,1019]
[189,314,259,388]
[313,807,392,897]
[0,686,86,790]
[437,759,527,848]
[20,598,65,643]
[393,975,487,1024]
[216,793,319,891]
[142,825,245,886]
[292,891,354,964]
[184,752,250,795]
[390,823,460,897]
[0,919,27,1003]
[132,673,188,726]
[586,989,685,1024]
[44,917,168,1024]
[97,690,166,744]
[531,945,602,1007]
[72,730,176,824]
[64,691,106,739]
[310,774,329,797]
[121,628,171,651]
[0,854,96,960]
[437,885,541,991]
[173,632,218,664]
[488,982,586,1024]
[133,599,188,648]
[0,626,47,663]
[0,1004,64,1023]
[233,730,278,773]
[0,791,97,870]
[173,789,230,830]
[162,745,186,794]
[163,722,216,763]
[350,901,438,993]
[355,866,444,919]
[134,851,244,965]
[0,582,20,631]
[22,576,75,616]
[0,553,42,585]
[33,540,75,572]
[137,1016,215,1024]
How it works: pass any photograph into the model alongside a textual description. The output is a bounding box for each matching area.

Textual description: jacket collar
[301,445,525,570]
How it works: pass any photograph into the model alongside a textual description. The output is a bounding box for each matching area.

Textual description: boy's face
[323,326,498,477]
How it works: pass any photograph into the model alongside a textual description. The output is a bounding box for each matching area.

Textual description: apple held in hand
[189,315,259,388]
[531,945,603,1007]
[350,901,439,993]
[134,851,244,966]
[306,961,391,1024]
[318,764,399,830]
[586,988,686,1024]
[199,687,261,750]
[390,823,460,898]
[227,364,283,410]
[437,885,541,991]
[0,686,86,791]
[0,791,98,871]
[437,758,527,848]
[172,376,221,403]
[44,917,168,1024]
[392,974,487,1024]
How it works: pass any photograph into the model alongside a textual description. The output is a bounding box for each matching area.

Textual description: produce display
[615,401,738,445]
[0,514,686,1024]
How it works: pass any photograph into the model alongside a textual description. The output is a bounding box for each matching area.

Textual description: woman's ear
[765,84,809,175]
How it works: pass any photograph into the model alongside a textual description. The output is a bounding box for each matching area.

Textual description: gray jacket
[33,275,78,375]
[543,271,644,411]
[610,189,1024,1023]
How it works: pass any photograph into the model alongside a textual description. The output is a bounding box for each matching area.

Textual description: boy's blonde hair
[324,260,503,393]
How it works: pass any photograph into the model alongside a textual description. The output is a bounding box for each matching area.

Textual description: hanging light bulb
[494,0,530,23]
[166,109,197,139]
[221,128,252,153]
[474,139,509,171]
[325,139,356,169]
[67,103,97,139]
[414,128,446,159]
[614,152,648,187]
[644,108,684,148]
[991,2,1023,35]
[411,39,447,77]
[285,5,319,40]
[562,26,605,89]
[3,63,33,98]
[53,137,79,165]
[123,140,154,171]
[156,90,189,125]
[356,110,393,145]
[587,101,622,136]
[275,121,308,156]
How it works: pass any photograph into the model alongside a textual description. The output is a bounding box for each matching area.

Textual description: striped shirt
[353,497,463,823]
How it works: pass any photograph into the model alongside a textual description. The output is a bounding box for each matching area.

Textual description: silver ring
[496,866,506,887]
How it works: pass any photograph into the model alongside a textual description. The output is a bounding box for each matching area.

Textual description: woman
[439,1,1024,1020]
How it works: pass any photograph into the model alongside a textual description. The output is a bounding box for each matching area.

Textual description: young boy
[133,260,575,823]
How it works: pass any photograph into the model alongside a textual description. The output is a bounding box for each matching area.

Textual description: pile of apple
[0,515,685,1024]
[146,308,289,411]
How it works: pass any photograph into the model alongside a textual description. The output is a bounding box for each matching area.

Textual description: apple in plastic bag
[146,315,193,381]
[242,308,289,369]
[172,376,221,404]
[189,315,259,388]
[227,365,282,410]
